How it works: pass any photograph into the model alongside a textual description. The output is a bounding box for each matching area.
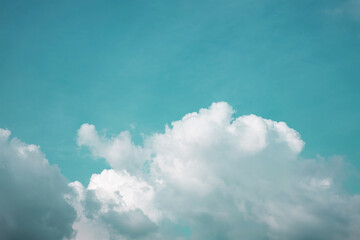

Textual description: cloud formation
[0,129,76,240]
[1,102,358,239]
[73,102,360,240]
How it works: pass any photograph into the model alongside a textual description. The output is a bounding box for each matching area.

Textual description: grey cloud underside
[102,210,158,239]
[0,130,76,240]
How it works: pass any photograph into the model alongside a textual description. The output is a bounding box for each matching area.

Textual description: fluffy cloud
[73,102,360,240]
[77,124,149,175]
[68,171,159,240]
[0,129,76,240]
[2,104,358,239]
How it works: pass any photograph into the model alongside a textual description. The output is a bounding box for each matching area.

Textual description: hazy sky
[1,1,360,239]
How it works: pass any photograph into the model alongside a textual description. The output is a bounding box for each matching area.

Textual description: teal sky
[1,0,359,189]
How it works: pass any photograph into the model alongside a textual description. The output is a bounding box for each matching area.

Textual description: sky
[1,0,360,239]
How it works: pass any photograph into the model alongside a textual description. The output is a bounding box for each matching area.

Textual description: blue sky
[1,0,359,185]
[1,1,360,239]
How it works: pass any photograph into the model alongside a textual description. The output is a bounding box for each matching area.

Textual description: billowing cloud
[73,102,360,240]
[0,129,76,240]
[77,124,149,175]
[3,103,355,240]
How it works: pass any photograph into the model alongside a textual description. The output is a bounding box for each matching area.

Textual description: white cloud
[0,129,76,240]
[87,169,160,222]
[68,171,159,240]
[77,124,150,175]
[73,102,360,240]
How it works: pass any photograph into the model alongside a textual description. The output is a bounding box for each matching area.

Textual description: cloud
[0,129,76,240]
[68,171,159,240]
[72,102,360,239]
[2,104,357,239]
[77,124,149,175]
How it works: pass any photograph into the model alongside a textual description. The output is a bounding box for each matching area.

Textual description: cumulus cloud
[68,172,159,240]
[3,103,358,239]
[0,129,76,240]
[72,102,360,240]
[77,124,149,175]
